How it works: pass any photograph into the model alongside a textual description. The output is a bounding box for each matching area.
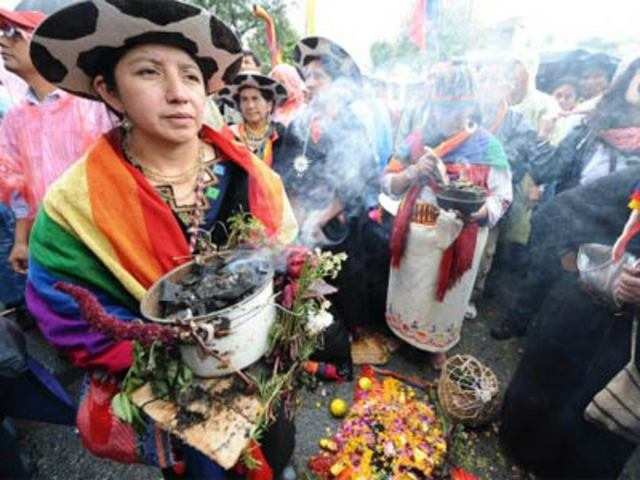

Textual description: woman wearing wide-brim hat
[25,0,297,477]
[276,35,369,232]
[274,35,378,368]
[218,73,288,166]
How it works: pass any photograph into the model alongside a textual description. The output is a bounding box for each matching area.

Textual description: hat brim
[218,73,288,110]
[29,0,242,100]
[0,8,45,30]
[293,36,361,81]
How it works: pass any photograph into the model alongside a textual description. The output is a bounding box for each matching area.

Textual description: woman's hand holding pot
[468,205,489,224]
[614,262,640,306]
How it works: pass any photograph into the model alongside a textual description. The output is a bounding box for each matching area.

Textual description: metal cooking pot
[577,243,636,304]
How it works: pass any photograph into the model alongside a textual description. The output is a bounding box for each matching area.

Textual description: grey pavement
[11,289,640,479]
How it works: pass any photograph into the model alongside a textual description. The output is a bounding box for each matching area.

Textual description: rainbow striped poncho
[630,182,640,210]
[26,125,297,373]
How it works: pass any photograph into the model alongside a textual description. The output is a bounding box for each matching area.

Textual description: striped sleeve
[629,181,640,210]
[27,208,138,373]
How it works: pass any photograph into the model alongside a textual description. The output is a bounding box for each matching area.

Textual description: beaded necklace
[240,122,270,153]
[122,132,208,254]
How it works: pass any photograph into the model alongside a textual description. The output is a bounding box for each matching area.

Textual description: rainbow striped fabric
[26,125,296,373]
[629,181,640,210]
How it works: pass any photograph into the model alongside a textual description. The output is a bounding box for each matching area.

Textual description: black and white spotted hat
[217,73,288,109]
[29,0,243,99]
[293,36,361,81]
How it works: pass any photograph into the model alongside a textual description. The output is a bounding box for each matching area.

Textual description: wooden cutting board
[131,378,262,469]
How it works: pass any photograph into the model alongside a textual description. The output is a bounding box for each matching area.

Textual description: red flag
[408,0,427,51]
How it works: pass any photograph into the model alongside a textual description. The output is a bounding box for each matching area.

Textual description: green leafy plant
[224,210,268,249]
[113,213,346,471]
[248,247,346,446]
[114,341,195,432]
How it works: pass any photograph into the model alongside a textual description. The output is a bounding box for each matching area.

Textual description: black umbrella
[15,0,77,15]
[581,52,619,79]
[536,49,619,94]
[536,49,590,94]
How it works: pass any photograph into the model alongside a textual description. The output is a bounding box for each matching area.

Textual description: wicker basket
[437,354,500,427]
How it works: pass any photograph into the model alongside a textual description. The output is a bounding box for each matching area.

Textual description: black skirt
[501,272,637,478]
[500,168,640,477]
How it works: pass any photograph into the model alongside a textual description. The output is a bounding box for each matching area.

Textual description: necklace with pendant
[294,119,314,177]
[122,131,208,253]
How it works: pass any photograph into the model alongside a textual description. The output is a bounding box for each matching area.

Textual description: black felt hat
[29,0,243,99]
[292,36,361,80]
[217,73,288,110]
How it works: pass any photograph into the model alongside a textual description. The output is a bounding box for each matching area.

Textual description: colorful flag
[408,0,441,51]
[408,0,427,51]
[253,5,283,66]
[305,0,317,36]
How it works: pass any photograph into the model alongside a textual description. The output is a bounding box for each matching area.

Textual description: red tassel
[388,129,474,268]
[436,246,455,301]
[390,184,422,268]
[436,224,479,301]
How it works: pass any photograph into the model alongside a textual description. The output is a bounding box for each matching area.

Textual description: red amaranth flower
[281,281,299,309]
[55,282,182,346]
[286,246,311,279]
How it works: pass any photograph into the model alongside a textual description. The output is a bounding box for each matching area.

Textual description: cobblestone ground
[11,280,640,479]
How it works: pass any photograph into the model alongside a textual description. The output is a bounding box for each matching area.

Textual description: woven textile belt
[411,202,439,225]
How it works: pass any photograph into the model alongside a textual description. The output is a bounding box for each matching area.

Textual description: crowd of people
[1,0,640,478]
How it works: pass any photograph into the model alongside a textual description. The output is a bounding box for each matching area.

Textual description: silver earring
[121,115,132,132]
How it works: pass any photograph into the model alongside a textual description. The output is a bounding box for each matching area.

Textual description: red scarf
[388,129,472,267]
[435,164,489,301]
[599,127,640,153]
[203,125,287,237]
